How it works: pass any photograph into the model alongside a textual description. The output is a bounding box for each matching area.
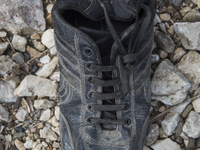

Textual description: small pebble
[159,13,171,21]
[12,35,27,52]
[158,49,168,59]
[46,4,53,13]
[12,52,25,65]
[30,33,40,40]
[40,55,51,64]
[0,31,7,37]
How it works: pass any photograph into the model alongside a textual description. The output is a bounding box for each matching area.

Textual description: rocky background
[0,0,200,150]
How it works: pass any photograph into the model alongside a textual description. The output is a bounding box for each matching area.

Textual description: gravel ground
[0,0,200,150]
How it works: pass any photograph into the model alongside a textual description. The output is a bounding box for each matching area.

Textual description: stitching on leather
[118,0,134,13]
[85,0,96,14]
[60,112,76,150]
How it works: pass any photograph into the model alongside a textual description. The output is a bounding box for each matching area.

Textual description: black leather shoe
[52,0,156,149]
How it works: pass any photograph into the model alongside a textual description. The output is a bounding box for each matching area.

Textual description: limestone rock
[0,0,46,35]
[155,31,175,53]
[183,111,200,138]
[174,22,200,50]
[12,35,27,52]
[0,42,9,55]
[180,7,191,16]
[50,71,60,82]
[50,46,57,55]
[170,100,190,114]
[12,52,25,65]
[41,29,55,48]
[14,75,58,98]
[146,124,159,146]
[176,51,200,84]
[143,145,151,150]
[24,140,34,149]
[15,109,28,121]
[40,109,51,121]
[0,55,20,81]
[151,59,191,105]
[34,99,55,109]
[0,80,18,103]
[192,98,200,113]
[48,116,59,127]
[0,31,7,38]
[0,104,10,122]
[33,40,45,52]
[39,55,51,64]
[159,13,171,21]
[35,57,58,78]
[171,47,186,62]
[150,138,181,150]
[15,139,25,150]
[40,126,57,141]
[161,112,180,136]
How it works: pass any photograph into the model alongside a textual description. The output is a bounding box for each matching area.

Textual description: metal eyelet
[126,119,131,125]
[88,105,92,111]
[124,103,130,110]
[88,92,94,100]
[84,48,92,56]
[87,117,92,123]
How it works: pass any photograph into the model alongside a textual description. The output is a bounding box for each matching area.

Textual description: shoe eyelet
[88,105,92,111]
[88,92,94,100]
[124,103,130,110]
[87,118,92,123]
[88,77,92,83]
[84,48,92,56]
[126,119,131,125]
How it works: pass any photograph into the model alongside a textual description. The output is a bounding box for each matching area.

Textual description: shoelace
[87,0,152,126]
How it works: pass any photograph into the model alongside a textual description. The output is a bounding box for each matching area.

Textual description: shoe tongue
[87,0,137,21]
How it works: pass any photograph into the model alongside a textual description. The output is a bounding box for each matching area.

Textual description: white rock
[12,35,27,52]
[159,128,168,138]
[39,55,51,64]
[0,80,18,103]
[34,99,55,109]
[50,46,57,55]
[14,75,58,98]
[151,54,160,64]
[48,116,59,127]
[42,141,48,147]
[32,141,39,149]
[53,142,60,148]
[24,140,34,149]
[35,56,58,78]
[15,109,28,121]
[46,4,53,13]
[176,51,200,84]
[151,59,191,105]
[174,22,200,50]
[170,100,190,114]
[150,138,181,150]
[180,132,189,140]
[55,106,60,120]
[40,109,51,121]
[192,98,200,113]
[41,29,55,48]
[0,104,10,122]
[33,40,45,52]
[52,127,60,136]
[0,31,7,37]
[183,111,200,138]
[49,71,60,82]
[161,112,180,136]
[0,42,9,55]
[40,126,57,141]
[7,75,20,89]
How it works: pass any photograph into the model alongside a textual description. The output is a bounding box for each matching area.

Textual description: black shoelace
[87,0,152,127]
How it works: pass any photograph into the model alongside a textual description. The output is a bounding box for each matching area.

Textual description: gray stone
[155,31,175,53]
[33,40,45,52]
[161,112,180,136]
[192,98,200,113]
[174,22,200,50]
[13,132,25,140]
[39,55,51,64]
[12,35,27,52]
[150,138,181,150]
[151,59,191,105]
[34,99,55,109]
[182,9,200,22]
[0,80,18,103]
[14,75,58,98]
[0,55,20,81]
[146,124,159,146]
[12,52,25,65]
[35,56,58,78]
[24,140,34,149]
[0,0,46,35]
[183,111,200,138]
[176,51,200,84]
[0,104,10,122]
[172,0,183,6]
[0,42,9,55]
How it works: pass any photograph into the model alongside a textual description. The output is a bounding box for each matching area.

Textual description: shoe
[52,0,156,149]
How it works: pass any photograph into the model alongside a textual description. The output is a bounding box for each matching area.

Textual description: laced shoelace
[87,0,152,126]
